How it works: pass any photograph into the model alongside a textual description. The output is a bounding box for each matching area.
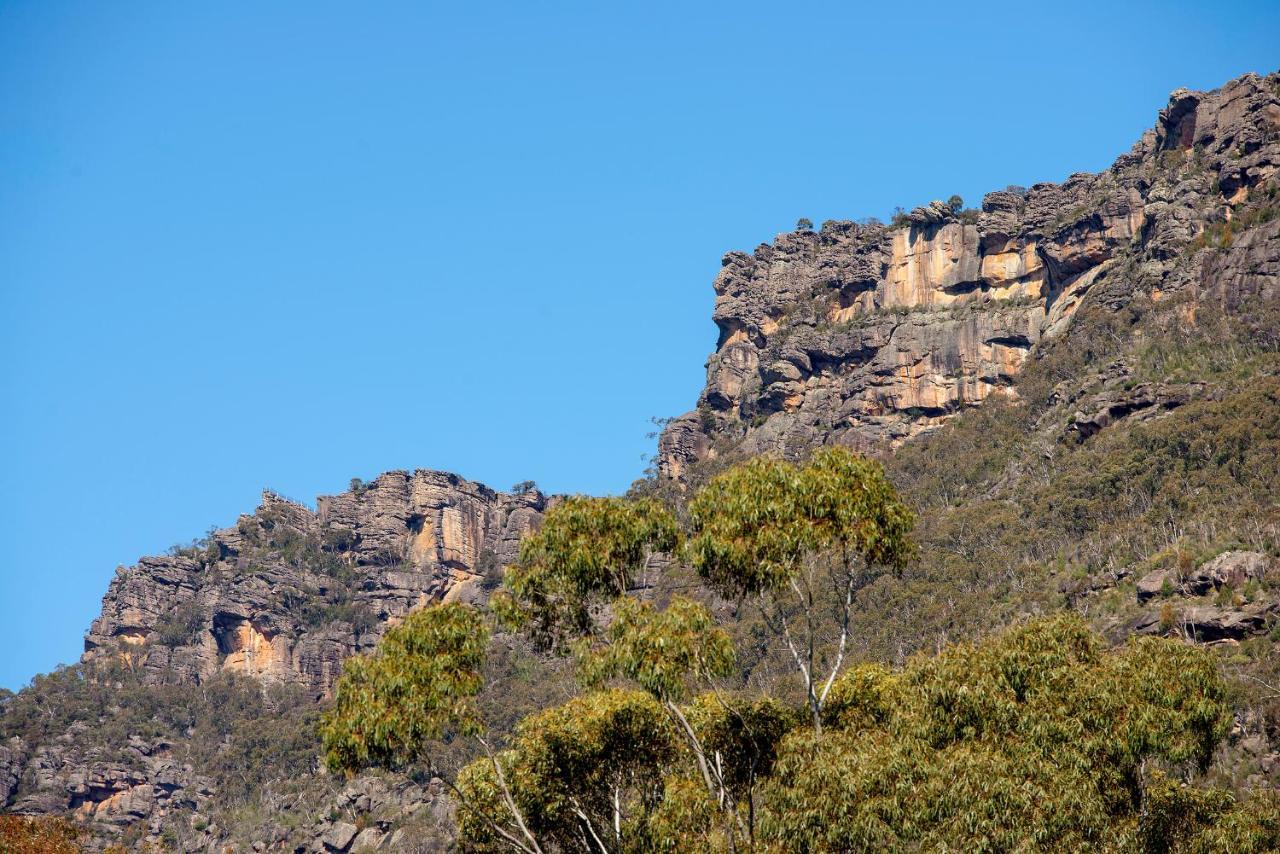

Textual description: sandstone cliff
[658,71,1280,480]
[83,470,545,697]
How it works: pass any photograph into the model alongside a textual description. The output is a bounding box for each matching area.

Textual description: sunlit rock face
[83,472,545,697]
[659,71,1280,479]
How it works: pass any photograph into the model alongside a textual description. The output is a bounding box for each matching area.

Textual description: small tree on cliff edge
[687,446,915,733]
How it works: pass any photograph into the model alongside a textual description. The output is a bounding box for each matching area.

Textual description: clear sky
[2,1,1277,691]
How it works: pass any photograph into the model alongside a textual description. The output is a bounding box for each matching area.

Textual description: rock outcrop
[0,469,541,849]
[1129,551,1280,642]
[82,470,545,698]
[659,71,1280,479]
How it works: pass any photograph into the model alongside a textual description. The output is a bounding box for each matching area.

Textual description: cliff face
[83,470,544,697]
[658,71,1280,479]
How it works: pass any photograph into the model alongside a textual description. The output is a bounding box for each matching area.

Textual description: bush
[154,599,205,647]
[0,816,83,853]
[758,616,1232,851]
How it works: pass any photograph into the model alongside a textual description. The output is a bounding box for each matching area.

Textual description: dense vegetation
[0,663,326,845]
[0,815,83,853]
[321,448,1280,851]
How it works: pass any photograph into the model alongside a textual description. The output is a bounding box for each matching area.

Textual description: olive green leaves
[320,602,489,774]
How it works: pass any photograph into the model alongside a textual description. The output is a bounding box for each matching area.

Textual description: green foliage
[795,217,814,231]
[688,447,914,598]
[322,526,356,551]
[0,815,83,853]
[476,547,504,592]
[153,598,205,647]
[578,596,735,702]
[645,774,727,852]
[820,662,896,730]
[757,615,1234,852]
[291,577,379,635]
[456,689,678,853]
[320,602,489,773]
[685,694,796,798]
[1177,787,1280,853]
[0,664,321,817]
[946,194,963,213]
[494,496,680,648]
[687,447,915,729]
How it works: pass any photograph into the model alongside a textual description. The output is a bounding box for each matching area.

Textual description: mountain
[2,69,1279,851]
[656,71,1280,478]
[84,473,545,697]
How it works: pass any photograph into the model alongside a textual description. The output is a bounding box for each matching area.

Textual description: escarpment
[83,470,545,697]
[659,70,1280,480]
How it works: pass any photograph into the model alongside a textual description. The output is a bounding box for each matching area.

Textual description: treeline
[320,448,1280,852]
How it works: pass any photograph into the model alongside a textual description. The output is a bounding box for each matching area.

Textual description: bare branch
[477,736,545,854]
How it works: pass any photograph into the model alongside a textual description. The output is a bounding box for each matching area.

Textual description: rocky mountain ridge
[84,470,546,697]
[658,70,1280,479]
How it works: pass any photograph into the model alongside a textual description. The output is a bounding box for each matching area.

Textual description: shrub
[154,599,206,647]
[0,816,83,853]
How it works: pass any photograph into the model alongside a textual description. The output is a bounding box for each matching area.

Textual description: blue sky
[2,1,1278,690]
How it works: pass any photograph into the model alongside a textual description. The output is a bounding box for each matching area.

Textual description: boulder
[322,821,359,852]
[1136,569,1175,602]
[1186,551,1272,594]
[907,200,958,227]
[1180,602,1279,641]
[352,827,385,851]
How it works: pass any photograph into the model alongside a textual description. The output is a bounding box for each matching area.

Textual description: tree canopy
[320,602,489,772]
[494,496,679,649]
[688,447,915,730]
[318,449,1280,853]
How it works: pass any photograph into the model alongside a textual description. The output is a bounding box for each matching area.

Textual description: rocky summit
[659,71,1280,478]
[86,471,546,697]
[2,69,1280,851]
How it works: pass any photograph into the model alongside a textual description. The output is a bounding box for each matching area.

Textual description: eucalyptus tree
[687,446,915,732]
[500,495,755,848]
[757,615,1238,852]
[320,603,547,854]
[493,495,680,650]
[455,688,678,853]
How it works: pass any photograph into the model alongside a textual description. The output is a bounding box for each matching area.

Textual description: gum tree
[493,496,679,649]
[319,603,546,854]
[687,447,915,732]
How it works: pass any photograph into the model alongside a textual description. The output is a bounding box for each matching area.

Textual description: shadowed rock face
[82,470,545,697]
[659,70,1280,479]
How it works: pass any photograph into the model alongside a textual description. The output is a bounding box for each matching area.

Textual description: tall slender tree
[687,447,915,732]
